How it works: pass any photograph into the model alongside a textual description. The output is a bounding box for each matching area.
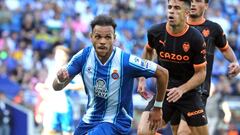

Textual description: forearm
[222,47,239,63]
[179,70,206,93]
[142,46,156,60]
[52,77,72,91]
[155,66,168,102]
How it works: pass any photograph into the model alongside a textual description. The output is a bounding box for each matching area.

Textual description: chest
[193,25,218,53]
[153,34,193,63]
[82,55,122,91]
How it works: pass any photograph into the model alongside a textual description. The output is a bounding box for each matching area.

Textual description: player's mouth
[191,8,197,12]
[97,46,107,51]
[168,16,175,22]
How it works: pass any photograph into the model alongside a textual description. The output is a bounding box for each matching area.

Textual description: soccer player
[137,0,209,135]
[36,45,83,135]
[52,15,169,135]
[176,0,240,134]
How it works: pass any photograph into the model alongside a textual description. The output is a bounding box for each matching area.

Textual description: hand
[228,62,240,78]
[57,67,69,83]
[166,88,183,102]
[137,77,150,100]
[148,107,162,132]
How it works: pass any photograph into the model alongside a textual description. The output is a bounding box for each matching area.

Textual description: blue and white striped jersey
[66,46,158,132]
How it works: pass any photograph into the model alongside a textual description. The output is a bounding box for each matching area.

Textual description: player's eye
[105,36,111,40]
[95,35,101,39]
[175,6,181,10]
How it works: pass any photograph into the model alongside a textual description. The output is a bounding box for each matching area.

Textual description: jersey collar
[166,23,189,37]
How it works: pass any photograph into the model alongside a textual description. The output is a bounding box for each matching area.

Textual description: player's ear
[89,32,94,43]
[185,9,190,19]
[205,3,208,10]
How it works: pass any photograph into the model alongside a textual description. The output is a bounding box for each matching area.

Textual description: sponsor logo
[182,42,190,52]
[94,78,108,99]
[133,57,141,65]
[159,40,166,46]
[111,70,119,80]
[187,109,204,117]
[201,49,206,55]
[141,59,149,67]
[201,48,207,60]
[159,51,190,61]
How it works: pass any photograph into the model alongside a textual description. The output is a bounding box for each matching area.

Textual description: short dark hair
[181,0,191,7]
[90,14,117,31]
[204,0,209,3]
[168,0,191,7]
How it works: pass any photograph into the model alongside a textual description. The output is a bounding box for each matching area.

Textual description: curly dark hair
[90,14,117,31]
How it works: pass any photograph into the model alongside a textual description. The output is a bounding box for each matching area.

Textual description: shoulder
[205,19,223,31]
[118,48,141,65]
[75,46,92,56]
[188,26,204,39]
[71,46,93,61]
[147,22,166,36]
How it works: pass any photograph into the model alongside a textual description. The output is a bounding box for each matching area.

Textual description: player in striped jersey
[52,15,169,135]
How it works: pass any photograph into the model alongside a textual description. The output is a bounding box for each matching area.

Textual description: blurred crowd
[0,0,240,134]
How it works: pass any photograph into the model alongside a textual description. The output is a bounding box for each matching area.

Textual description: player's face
[91,25,116,59]
[167,0,189,27]
[190,0,208,18]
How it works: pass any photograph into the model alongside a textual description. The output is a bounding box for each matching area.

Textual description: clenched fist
[57,67,70,83]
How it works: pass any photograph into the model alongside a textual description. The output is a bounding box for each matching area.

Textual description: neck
[98,56,109,64]
[167,22,188,35]
[187,16,205,25]
[97,48,114,65]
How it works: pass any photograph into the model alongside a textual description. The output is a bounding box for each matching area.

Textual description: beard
[190,14,200,18]
[190,10,204,19]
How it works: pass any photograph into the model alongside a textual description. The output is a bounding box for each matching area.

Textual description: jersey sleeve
[66,49,84,77]
[192,32,207,66]
[126,54,158,78]
[215,23,228,51]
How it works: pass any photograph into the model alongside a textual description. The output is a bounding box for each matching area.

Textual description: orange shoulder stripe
[219,42,229,52]
[193,61,207,68]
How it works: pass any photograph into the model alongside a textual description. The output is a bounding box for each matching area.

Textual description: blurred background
[0,0,240,135]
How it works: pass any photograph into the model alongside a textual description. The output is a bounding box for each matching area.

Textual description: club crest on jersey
[182,42,190,52]
[111,70,119,80]
[202,28,210,37]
